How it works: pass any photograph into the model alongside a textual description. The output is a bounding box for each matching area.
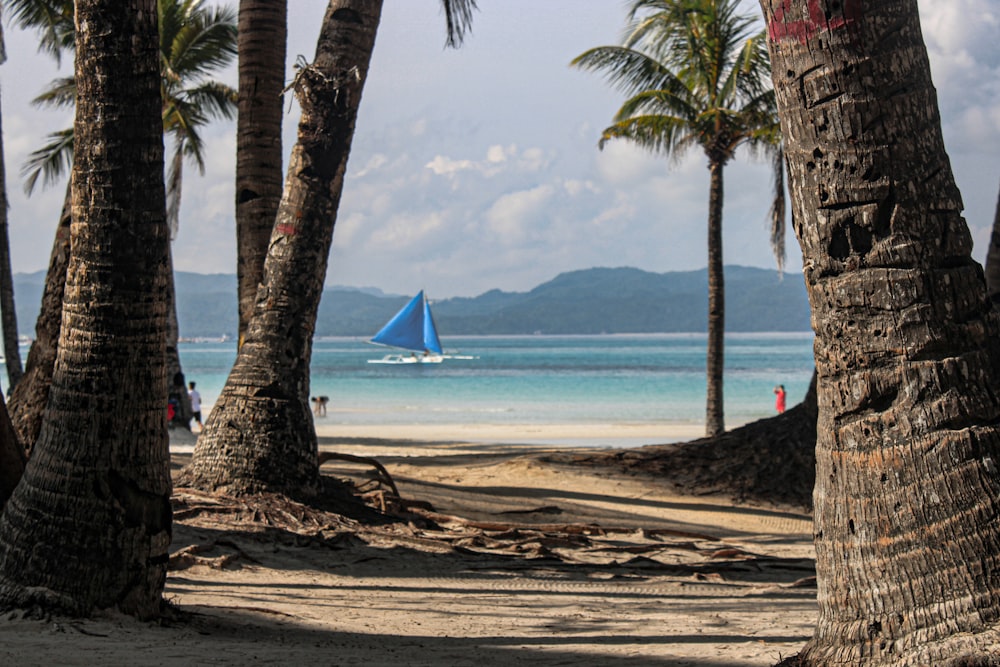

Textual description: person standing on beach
[188,381,203,430]
[773,385,786,414]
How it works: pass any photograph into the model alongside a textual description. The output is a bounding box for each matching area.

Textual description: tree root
[318,451,400,497]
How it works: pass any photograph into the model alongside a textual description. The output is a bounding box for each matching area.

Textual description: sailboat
[367,290,474,364]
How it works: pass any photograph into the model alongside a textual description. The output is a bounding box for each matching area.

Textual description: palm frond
[599,114,694,161]
[162,1,238,82]
[0,6,7,66]
[571,46,681,100]
[21,127,72,195]
[616,88,699,126]
[440,0,478,48]
[30,76,75,109]
[5,0,74,63]
[177,81,238,122]
[162,98,206,173]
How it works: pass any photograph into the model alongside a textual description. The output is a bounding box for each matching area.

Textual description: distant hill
[13,265,811,339]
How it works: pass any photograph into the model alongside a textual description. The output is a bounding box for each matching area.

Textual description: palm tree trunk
[0,0,171,619]
[7,184,71,454]
[705,161,725,437]
[0,394,24,510]
[762,0,1000,663]
[0,89,21,391]
[185,0,382,497]
[235,0,287,349]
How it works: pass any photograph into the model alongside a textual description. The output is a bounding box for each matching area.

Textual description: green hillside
[13,265,811,339]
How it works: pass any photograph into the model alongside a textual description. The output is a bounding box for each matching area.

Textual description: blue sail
[371,291,443,354]
[421,295,443,353]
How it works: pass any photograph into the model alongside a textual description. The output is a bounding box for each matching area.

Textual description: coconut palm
[235,0,287,350]
[19,0,237,229]
[0,11,23,392]
[6,0,236,448]
[572,0,783,437]
[762,0,1000,663]
[0,0,171,619]
[185,0,477,496]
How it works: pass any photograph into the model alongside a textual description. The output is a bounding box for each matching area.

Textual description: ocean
[175,333,815,443]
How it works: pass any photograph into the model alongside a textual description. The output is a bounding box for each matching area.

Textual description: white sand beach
[0,423,816,666]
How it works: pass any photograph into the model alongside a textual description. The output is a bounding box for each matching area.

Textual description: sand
[0,421,816,666]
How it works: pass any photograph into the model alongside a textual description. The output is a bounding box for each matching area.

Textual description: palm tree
[6,0,236,447]
[235,0,287,350]
[184,0,477,496]
[572,0,782,437]
[762,0,1000,663]
[0,0,171,619]
[15,0,236,229]
[0,11,23,393]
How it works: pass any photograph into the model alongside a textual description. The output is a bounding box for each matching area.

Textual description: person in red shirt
[774,385,787,414]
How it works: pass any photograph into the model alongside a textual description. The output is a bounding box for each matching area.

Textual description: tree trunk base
[776,631,1000,666]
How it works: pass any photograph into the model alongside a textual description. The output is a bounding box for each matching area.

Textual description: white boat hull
[367,353,477,364]
[368,353,444,364]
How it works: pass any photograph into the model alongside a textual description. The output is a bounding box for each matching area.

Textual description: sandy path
[0,429,816,666]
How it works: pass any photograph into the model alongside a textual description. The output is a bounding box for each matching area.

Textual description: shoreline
[172,419,722,453]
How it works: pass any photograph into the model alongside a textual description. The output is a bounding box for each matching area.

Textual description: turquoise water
[176,333,815,432]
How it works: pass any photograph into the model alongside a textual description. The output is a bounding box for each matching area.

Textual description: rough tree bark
[0,395,24,510]
[185,0,382,497]
[760,0,1000,664]
[235,0,287,349]
[6,186,70,454]
[0,0,171,619]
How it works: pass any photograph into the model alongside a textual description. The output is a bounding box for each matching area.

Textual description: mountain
[12,265,810,339]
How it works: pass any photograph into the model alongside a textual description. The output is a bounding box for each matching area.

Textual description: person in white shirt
[188,381,203,429]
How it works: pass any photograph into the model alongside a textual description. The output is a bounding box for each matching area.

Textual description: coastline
[170,418,719,453]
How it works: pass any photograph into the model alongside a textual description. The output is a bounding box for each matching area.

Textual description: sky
[1,0,998,298]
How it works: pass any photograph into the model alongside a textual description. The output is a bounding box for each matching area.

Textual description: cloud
[368,211,447,250]
[424,144,548,181]
[484,185,556,243]
[920,1,1000,149]
[353,153,388,178]
[425,155,475,176]
[486,144,510,163]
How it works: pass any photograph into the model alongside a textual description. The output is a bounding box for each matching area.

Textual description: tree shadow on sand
[158,480,814,666]
[540,375,817,511]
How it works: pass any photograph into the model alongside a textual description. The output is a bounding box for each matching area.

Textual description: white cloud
[425,155,475,176]
[562,179,597,197]
[368,211,446,250]
[485,185,556,243]
[352,153,388,178]
[518,147,549,172]
[486,144,510,163]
